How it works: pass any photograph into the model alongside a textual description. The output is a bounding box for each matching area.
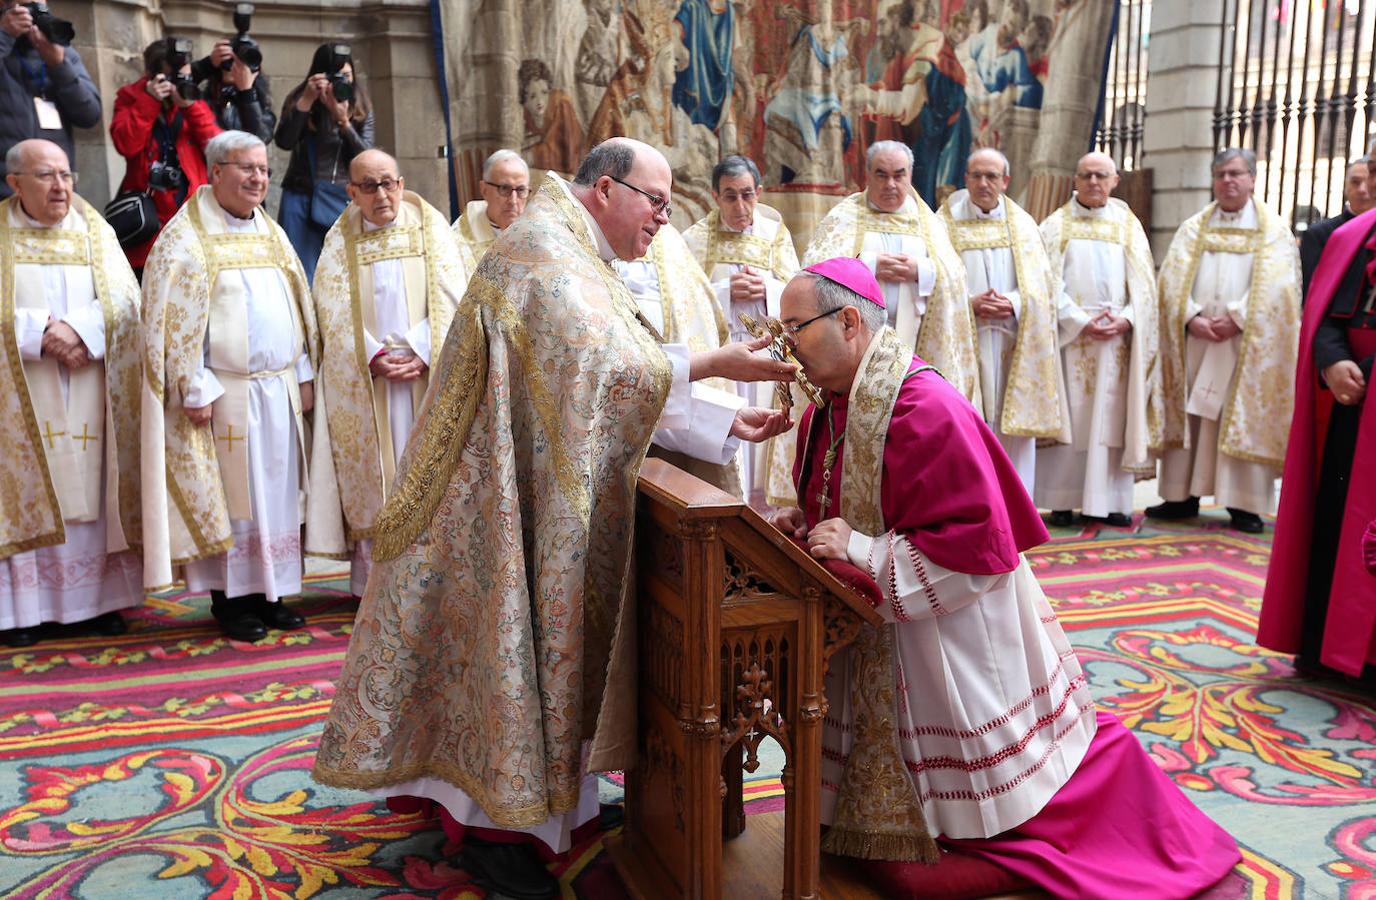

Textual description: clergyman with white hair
[769,139,977,507]
[140,129,329,642]
[452,148,530,273]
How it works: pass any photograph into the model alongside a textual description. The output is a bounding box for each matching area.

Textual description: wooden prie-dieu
[605,459,882,900]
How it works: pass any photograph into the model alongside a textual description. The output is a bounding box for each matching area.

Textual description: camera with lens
[325,43,354,104]
[22,3,75,47]
[224,3,262,73]
[147,159,186,192]
[167,37,199,100]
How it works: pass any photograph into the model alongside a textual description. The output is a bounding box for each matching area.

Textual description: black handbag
[104,190,160,247]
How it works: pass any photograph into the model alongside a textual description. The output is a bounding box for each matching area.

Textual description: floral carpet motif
[0,511,1372,898]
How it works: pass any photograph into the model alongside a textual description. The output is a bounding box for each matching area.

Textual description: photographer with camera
[0,0,101,196]
[189,3,274,141]
[110,37,220,273]
[274,42,373,283]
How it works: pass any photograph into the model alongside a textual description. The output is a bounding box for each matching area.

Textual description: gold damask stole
[820,325,940,864]
[700,209,796,284]
[348,210,430,493]
[188,198,309,522]
[851,203,923,254]
[1059,213,1127,251]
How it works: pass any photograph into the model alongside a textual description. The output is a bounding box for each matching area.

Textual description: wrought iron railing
[1094,0,1150,172]
[1213,0,1375,231]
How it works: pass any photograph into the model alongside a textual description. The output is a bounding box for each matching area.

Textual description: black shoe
[1048,510,1074,527]
[253,597,306,630]
[1,627,39,648]
[211,594,268,643]
[599,802,625,830]
[87,611,128,636]
[458,837,559,900]
[1097,512,1132,527]
[1145,497,1200,520]
[1227,508,1264,533]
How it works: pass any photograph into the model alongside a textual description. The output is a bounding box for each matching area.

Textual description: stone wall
[64,0,446,214]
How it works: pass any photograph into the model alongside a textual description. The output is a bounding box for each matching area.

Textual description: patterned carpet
[2,510,1373,899]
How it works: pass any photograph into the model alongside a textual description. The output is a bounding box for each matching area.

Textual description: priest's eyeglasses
[782,306,844,338]
[483,181,530,198]
[14,169,77,185]
[610,176,672,218]
[224,163,272,177]
[352,177,402,194]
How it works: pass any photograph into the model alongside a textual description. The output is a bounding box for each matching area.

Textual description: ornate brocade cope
[313,176,673,828]
[1041,199,1163,470]
[0,196,143,559]
[1156,201,1300,466]
[308,195,465,555]
[819,326,939,863]
[940,196,1069,441]
[139,186,318,587]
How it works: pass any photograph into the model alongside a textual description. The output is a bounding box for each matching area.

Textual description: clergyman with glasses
[307,148,467,599]
[452,147,529,274]
[140,130,325,643]
[0,139,143,648]
[314,138,795,900]
[683,154,801,504]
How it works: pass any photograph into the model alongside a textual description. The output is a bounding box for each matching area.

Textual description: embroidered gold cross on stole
[73,423,97,451]
[41,421,65,449]
[217,424,245,452]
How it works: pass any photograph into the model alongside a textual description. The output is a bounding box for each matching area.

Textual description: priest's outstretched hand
[691,334,797,383]
[730,406,792,442]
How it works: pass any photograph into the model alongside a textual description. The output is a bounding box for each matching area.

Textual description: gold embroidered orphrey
[819,325,940,863]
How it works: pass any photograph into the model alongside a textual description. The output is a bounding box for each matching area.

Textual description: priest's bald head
[1073,152,1119,208]
[571,138,672,260]
[5,139,73,226]
[779,259,888,395]
[347,149,404,227]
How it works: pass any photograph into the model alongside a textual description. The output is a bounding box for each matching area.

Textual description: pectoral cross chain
[816,448,837,513]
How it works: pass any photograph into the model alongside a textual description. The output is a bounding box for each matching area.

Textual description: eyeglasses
[1075,171,1115,181]
[719,189,757,203]
[483,180,530,199]
[222,162,271,177]
[781,306,844,338]
[15,169,77,186]
[610,176,671,218]
[351,177,402,194]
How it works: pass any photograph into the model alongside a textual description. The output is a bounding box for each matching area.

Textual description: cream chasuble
[451,198,495,278]
[314,174,673,852]
[683,205,800,501]
[772,190,978,508]
[0,196,142,628]
[309,193,466,596]
[1156,199,1300,514]
[940,190,1068,494]
[1036,197,1161,516]
[612,222,744,496]
[140,186,324,593]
